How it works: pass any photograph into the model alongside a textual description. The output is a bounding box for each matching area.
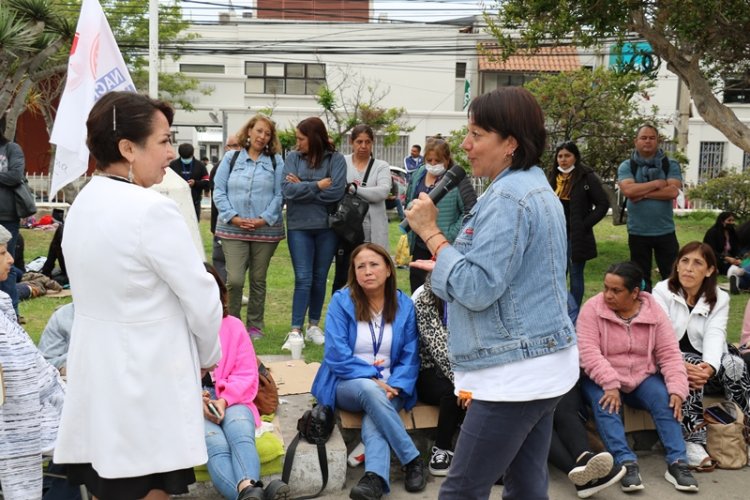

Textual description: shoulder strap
[661,155,670,177]
[228,150,241,174]
[271,154,277,171]
[629,159,637,178]
[361,157,375,187]
[281,433,329,500]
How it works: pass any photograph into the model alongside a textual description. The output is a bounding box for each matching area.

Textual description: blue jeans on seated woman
[204,404,260,500]
[336,378,420,492]
[581,374,687,465]
[287,228,339,329]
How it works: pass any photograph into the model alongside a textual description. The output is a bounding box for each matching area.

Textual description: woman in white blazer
[653,241,750,470]
[54,92,223,499]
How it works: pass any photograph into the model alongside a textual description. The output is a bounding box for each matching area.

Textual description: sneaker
[568,451,613,486]
[347,441,366,467]
[247,326,265,340]
[685,442,710,468]
[281,331,303,351]
[403,456,427,492]
[237,484,265,500]
[242,295,249,305]
[620,461,644,492]
[263,479,290,500]
[350,472,384,500]
[305,325,325,345]
[428,446,453,476]
[665,460,699,492]
[576,463,626,499]
[730,275,740,295]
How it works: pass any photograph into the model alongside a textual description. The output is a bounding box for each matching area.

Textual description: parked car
[386,165,407,211]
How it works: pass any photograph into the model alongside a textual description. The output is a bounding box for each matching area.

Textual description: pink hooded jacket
[741,299,750,354]
[212,315,261,427]
[577,292,688,399]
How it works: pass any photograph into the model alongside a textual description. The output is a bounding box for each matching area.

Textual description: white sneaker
[685,442,709,468]
[727,264,745,278]
[242,295,249,305]
[347,441,365,467]
[305,325,325,345]
[281,331,303,351]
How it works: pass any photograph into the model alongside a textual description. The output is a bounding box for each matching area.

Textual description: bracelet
[432,240,450,257]
[424,231,444,246]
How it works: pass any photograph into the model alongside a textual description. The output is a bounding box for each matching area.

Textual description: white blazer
[54,176,222,478]
[652,279,729,371]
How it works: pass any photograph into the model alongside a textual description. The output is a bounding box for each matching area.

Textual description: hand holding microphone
[401,165,467,234]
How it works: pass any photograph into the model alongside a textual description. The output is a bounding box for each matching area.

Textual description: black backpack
[281,404,335,499]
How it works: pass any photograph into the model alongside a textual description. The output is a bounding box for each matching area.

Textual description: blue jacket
[282,150,347,231]
[311,289,419,409]
[431,166,576,371]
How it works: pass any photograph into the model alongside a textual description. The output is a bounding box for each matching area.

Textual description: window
[723,77,750,104]
[698,142,725,182]
[481,72,537,93]
[743,151,750,172]
[244,62,326,95]
[179,64,224,74]
[455,62,467,79]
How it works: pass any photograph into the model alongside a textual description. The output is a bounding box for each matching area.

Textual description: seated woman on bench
[653,241,750,470]
[311,243,426,500]
[577,261,697,493]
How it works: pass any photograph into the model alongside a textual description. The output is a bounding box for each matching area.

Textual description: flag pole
[149,0,159,97]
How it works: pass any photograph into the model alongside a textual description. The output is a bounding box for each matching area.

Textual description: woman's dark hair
[297,116,334,168]
[714,211,735,228]
[467,87,546,170]
[350,124,374,143]
[667,241,718,310]
[237,114,282,156]
[204,262,228,318]
[554,141,581,167]
[347,243,398,324]
[86,91,174,170]
[423,138,454,168]
[605,261,644,293]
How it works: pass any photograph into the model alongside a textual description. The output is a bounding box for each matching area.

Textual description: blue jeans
[204,404,260,500]
[581,375,687,465]
[287,229,338,329]
[336,378,419,492]
[439,396,560,500]
[567,239,586,307]
[0,220,19,315]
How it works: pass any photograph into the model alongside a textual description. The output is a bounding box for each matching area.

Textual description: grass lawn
[18,210,749,363]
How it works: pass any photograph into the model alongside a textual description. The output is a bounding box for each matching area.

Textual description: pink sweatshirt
[577,292,689,399]
[741,300,750,353]
[212,315,261,427]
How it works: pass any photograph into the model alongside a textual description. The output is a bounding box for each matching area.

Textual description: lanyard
[368,317,385,359]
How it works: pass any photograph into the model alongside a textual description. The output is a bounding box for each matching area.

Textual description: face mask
[180,157,192,165]
[557,165,575,174]
[425,163,446,176]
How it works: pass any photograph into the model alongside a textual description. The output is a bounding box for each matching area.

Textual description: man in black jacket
[169,143,210,220]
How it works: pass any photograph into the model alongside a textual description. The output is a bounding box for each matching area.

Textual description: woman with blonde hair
[213,114,285,339]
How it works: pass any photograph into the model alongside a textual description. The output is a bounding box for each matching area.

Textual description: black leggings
[416,366,464,450]
[549,384,591,474]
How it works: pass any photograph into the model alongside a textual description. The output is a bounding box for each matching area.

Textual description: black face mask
[725,223,735,229]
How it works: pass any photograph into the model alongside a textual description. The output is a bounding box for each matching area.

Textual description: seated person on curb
[577,261,698,493]
[412,274,467,477]
[549,296,625,499]
[311,243,426,500]
[38,302,75,375]
[703,212,741,276]
[653,241,750,470]
[201,263,289,500]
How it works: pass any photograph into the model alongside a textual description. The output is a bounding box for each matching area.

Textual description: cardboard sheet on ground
[265,360,321,396]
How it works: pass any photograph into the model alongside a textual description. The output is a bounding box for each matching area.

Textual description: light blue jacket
[311,289,419,409]
[431,166,576,371]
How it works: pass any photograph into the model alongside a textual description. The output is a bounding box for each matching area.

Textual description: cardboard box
[339,402,440,430]
[264,360,321,396]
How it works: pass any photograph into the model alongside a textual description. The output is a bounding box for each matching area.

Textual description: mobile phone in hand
[208,402,221,419]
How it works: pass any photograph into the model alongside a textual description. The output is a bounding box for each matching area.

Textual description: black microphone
[400,165,467,233]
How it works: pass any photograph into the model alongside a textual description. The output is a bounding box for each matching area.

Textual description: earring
[128,163,134,183]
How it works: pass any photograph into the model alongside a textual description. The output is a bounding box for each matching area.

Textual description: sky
[179,0,488,24]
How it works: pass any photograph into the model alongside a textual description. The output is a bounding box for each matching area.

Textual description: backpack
[254,357,279,416]
[614,156,671,226]
[281,404,335,499]
[228,150,277,173]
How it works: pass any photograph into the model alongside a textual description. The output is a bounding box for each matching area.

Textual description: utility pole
[149,0,158,97]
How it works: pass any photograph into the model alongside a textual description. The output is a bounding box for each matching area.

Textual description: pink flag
[49,0,135,195]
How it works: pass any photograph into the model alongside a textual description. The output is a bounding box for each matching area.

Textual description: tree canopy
[487,0,750,152]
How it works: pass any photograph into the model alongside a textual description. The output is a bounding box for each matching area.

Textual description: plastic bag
[395,234,412,267]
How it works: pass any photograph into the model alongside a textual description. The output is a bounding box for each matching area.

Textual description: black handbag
[281,404,335,499]
[14,178,37,218]
[328,158,374,245]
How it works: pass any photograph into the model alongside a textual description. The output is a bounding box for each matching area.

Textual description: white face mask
[426,163,446,176]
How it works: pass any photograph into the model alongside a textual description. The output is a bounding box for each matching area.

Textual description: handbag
[328,158,374,246]
[14,178,37,218]
[253,357,279,416]
[281,404,335,499]
[703,400,748,469]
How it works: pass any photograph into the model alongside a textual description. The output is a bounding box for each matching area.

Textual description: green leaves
[688,172,750,221]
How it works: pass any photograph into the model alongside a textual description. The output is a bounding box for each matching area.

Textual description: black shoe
[620,461,644,492]
[350,472,385,500]
[665,460,699,492]
[403,456,427,492]
[238,483,265,500]
[568,451,614,486]
[264,479,290,500]
[730,275,740,294]
[576,464,626,498]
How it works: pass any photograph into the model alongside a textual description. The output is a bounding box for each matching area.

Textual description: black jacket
[547,165,609,263]
[169,157,210,205]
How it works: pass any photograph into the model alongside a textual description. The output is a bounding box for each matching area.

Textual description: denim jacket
[431,166,576,371]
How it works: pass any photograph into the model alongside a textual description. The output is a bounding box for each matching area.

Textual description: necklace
[98,172,133,184]
[615,302,641,322]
